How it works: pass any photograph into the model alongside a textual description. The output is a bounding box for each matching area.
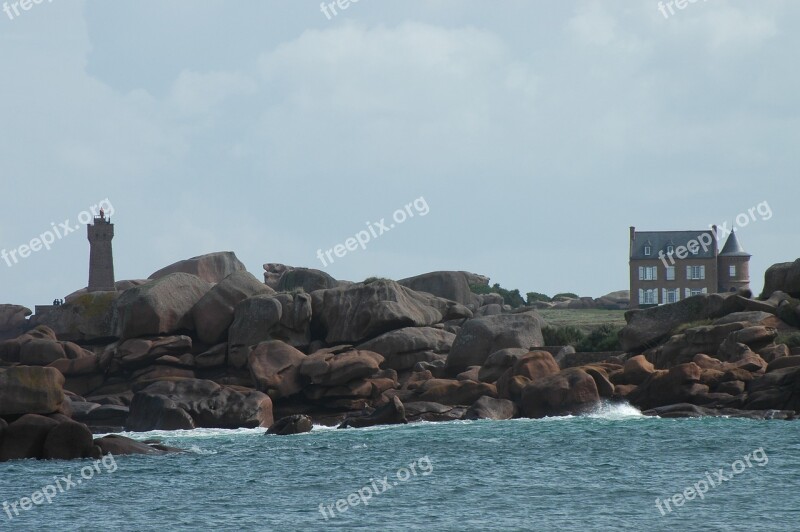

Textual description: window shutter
[686,265,691,279]
[702,287,707,294]
[638,289,644,303]
[653,267,657,281]
[685,288,691,298]
[700,265,705,279]
[662,288,666,304]
[639,266,644,280]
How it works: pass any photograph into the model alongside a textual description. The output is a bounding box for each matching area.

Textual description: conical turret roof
[719,230,750,257]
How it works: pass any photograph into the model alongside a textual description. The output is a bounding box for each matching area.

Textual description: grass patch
[538,309,627,333]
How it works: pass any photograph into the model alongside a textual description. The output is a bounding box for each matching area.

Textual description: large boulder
[94,434,178,455]
[518,368,600,418]
[191,271,275,345]
[273,267,340,293]
[228,292,313,365]
[299,350,384,387]
[463,395,517,420]
[621,293,746,352]
[114,273,212,339]
[42,419,97,460]
[398,271,478,307]
[0,414,59,461]
[267,414,313,435]
[627,363,708,411]
[311,280,471,345]
[29,292,119,342]
[339,396,407,428]
[127,378,273,431]
[415,379,497,405]
[446,312,545,373]
[115,336,192,369]
[0,366,65,415]
[248,341,307,399]
[761,259,800,299]
[357,327,455,371]
[148,251,247,284]
[0,304,31,338]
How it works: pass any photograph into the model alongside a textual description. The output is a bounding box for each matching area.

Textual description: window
[639,289,657,305]
[666,289,679,304]
[729,265,736,277]
[639,266,658,281]
[687,265,705,280]
[666,266,675,281]
[690,288,705,296]
[644,246,651,256]
[667,245,674,254]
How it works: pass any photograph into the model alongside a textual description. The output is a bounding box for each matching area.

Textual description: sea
[1,403,798,531]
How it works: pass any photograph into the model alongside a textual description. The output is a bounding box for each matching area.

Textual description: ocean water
[2,403,799,531]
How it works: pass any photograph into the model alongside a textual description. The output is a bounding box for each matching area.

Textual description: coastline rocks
[518,368,600,418]
[621,293,745,353]
[248,341,306,399]
[114,273,212,339]
[339,396,407,428]
[191,271,274,345]
[357,327,455,371]
[627,363,709,411]
[415,379,497,405]
[126,379,273,431]
[310,280,469,345]
[148,251,246,284]
[761,258,800,298]
[0,304,31,332]
[0,366,65,415]
[463,395,517,420]
[446,312,545,373]
[267,414,313,435]
[94,434,181,455]
[29,292,119,342]
[272,267,340,293]
[398,271,478,307]
[299,350,384,387]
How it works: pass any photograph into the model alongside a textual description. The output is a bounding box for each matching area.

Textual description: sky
[1,0,798,310]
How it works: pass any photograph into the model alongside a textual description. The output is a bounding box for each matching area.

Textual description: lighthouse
[87,209,116,292]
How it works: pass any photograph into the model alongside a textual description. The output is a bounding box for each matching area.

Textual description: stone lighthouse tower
[87,210,116,292]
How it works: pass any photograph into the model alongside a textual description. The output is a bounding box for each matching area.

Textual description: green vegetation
[537,309,627,332]
[469,283,525,308]
[542,323,622,352]
[776,332,800,348]
[363,277,391,284]
[526,292,552,304]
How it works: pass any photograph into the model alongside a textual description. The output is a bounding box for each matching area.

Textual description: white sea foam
[585,401,644,420]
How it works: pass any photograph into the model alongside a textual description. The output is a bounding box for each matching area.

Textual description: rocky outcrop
[463,395,517,420]
[311,280,470,344]
[357,327,455,371]
[339,396,407,428]
[126,379,273,431]
[191,271,274,345]
[518,368,600,418]
[267,414,313,435]
[270,266,340,293]
[247,341,306,399]
[398,271,478,307]
[761,258,800,298]
[31,292,119,342]
[0,366,65,415]
[114,273,212,339]
[0,304,31,340]
[621,293,746,352]
[148,251,247,284]
[446,312,545,373]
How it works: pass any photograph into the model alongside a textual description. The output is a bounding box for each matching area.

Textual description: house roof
[719,230,750,257]
[630,230,716,260]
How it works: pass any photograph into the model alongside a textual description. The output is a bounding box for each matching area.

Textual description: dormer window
[667,245,674,254]
[644,246,651,256]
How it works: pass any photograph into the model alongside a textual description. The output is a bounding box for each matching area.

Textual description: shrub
[470,283,525,308]
[542,325,585,347]
[552,292,579,301]
[576,324,622,352]
[526,292,551,304]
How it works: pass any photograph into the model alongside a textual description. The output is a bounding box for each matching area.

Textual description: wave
[585,401,644,420]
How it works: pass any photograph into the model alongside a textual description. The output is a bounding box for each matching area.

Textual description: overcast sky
[1,1,798,310]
